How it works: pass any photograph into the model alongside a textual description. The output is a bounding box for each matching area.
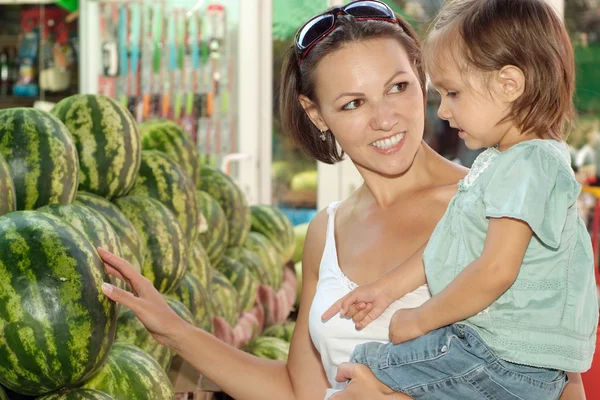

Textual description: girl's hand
[329,363,412,399]
[98,248,191,347]
[388,307,428,345]
[321,281,396,330]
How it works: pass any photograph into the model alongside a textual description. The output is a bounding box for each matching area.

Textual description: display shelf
[0,94,71,108]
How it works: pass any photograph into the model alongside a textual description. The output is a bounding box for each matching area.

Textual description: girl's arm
[417,217,531,332]
[100,209,332,400]
[560,373,586,400]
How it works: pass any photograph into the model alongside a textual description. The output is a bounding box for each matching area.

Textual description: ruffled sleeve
[482,141,580,249]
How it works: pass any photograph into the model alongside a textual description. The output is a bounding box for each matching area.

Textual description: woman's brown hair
[279,11,426,164]
[423,0,575,140]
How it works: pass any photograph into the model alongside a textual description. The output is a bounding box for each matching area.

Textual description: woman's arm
[100,209,332,400]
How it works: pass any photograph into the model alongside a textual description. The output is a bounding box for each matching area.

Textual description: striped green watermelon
[0,153,16,216]
[216,256,258,313]
[196,191,228,265]
[81,342,174,400]
[244,336,289,361]
[188,242,212,289]
[129,150,199,245]
[262,322,296,342]
[0,385,6,400]
[211,268,240,327]
[114,196,187,294]
[244,232,282,290]
[50,94,141,199]
[74,192,145,274]
[37,203,127,290]
[173,273,212,332]
[0,108,79,210]
[250,205,296,263]
[0,211,117,396]
[37,389,114,400]
[116,298,194,371]
[199,166,250,247]
[226,247,273,288]
[139,120,201,187]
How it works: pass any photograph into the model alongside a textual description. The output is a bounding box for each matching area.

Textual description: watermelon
[0,211,117,396]
[173,273,212,332]
[139,120,201,187]
[129,150,199,245]
[196,191,228,265]
[244,336,289,361]
[292,222,309,263]
[0,153,16,216]
[74,192,145,273]
[37,389,114,400]
[114,196,187,294]
[199,166,251,247]
[226,247,273,288]
[216,256,258,313]
[116,298,194,371]
[211,268,240,327]
[188,242,212,289]
[0,386,6,400]
[262,322,296,343]
[0,108,79,210]
[81,342,174,400]
[250,205,296,263]
[50,94,141,199]
[244,232,282,289]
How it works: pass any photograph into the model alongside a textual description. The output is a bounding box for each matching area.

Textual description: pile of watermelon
[0,96,299,398]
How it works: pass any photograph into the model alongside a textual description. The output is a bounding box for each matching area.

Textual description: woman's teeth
[371,132,405,149]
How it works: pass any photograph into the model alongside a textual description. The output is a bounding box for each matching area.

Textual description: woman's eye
[342,100,363,110]
[389,82,409,94]
[447,91,458,98]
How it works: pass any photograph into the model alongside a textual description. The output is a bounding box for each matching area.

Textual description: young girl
[323,0,599,399]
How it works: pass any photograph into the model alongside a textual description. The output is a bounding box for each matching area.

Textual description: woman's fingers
[101,282,142,313]
[98,248,148,296]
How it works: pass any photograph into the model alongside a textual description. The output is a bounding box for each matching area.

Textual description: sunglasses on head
[294,0,398,64]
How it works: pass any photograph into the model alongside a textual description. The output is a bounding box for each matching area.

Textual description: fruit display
[0,97,299,397]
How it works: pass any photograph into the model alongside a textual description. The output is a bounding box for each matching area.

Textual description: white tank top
[308,201,432,399]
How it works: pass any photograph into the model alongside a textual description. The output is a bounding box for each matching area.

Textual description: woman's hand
[98,247,191,348]
[329,363,412,399]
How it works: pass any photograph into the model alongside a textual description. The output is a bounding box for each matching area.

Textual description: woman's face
[304,37,425,177]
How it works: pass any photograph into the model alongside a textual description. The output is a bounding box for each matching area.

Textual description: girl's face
[302,38,426,177]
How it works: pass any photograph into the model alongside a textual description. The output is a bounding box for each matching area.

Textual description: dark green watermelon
[129,150,199,245]
[0,211,117,396]
[244,232,283,290]
[0,152,16,216]
[0,108,79,210]
[196,191,228,265]
[199,166,251,247]
[250,205,296,263]
[37,389,115,400]
[81,342,174,400]
[216,256,258,313]
[226,247,273,288]
[50,94,141,199]
[74,192,145,274]
[173,273,212,332]
[139,120,201,187]
[211,268,240,327]
[188,242,212,289]
[114,196,187,294]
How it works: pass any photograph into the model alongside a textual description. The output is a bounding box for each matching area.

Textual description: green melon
[188,242,212,289]
[0,108,79,210]
[244,232,282,290]
[81,342,174,400]
[250,205,296,263]
[216,256,258,313]
[226,247,273,288]
[0,211,117,396]
[173,273,212,332]
[244,336,290,361]
[0,386,6,400]
[0,153,16,217]
[199,166,250,247]
[139,120,201,187]
[37,389,114,400]
[129,150,199,245]
[74,192,145,274]
[195,191,229,265]
[114,196,187,295]
[50,94,141,199]
[262,322,296,343]
[211,268,240,327]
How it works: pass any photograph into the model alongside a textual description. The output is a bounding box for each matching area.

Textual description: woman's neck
[354,141,439,210]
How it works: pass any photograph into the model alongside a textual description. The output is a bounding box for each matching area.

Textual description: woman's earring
[320,130,327,142]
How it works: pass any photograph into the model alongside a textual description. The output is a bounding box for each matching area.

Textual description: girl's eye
[389,82,408,93]
[342,99,363,111]
[447,91,458,98]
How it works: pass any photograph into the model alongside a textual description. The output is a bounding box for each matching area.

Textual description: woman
[99,2,585,399]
